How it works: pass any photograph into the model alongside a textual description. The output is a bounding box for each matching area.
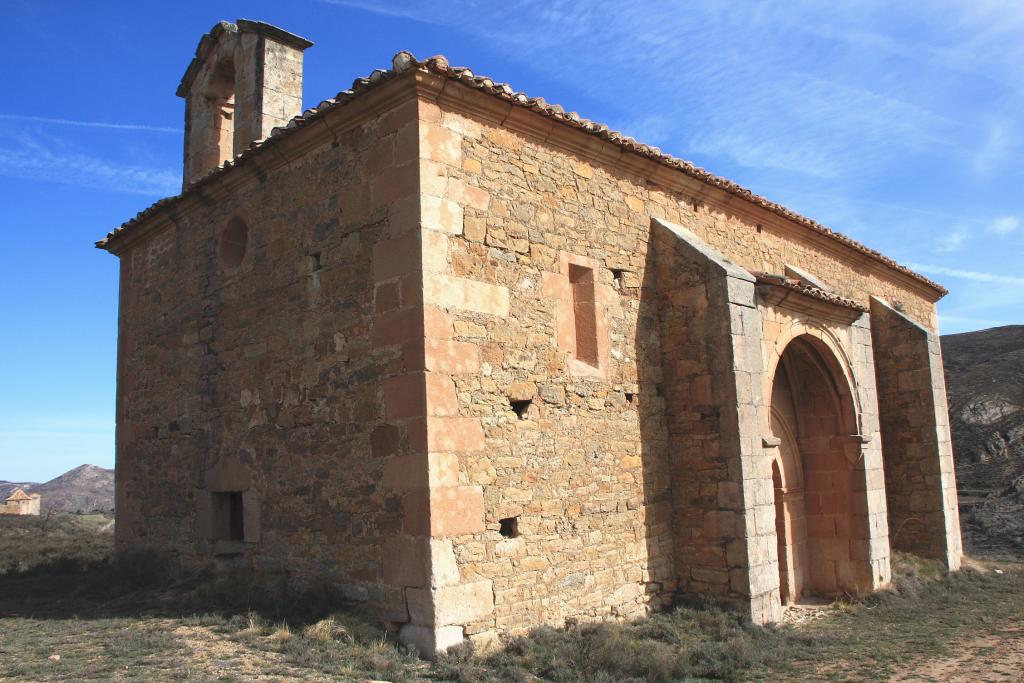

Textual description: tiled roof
[753,272,868,312]
[96,51,947,296]
[5,489,32,502]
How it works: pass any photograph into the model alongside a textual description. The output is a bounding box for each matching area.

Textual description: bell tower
[176,20,313,187]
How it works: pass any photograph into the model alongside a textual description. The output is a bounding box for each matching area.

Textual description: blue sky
[2,1,1022,481]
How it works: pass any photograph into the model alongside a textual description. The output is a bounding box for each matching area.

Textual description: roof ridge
[98,50,946,296]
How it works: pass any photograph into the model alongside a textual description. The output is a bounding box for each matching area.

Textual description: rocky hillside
[0,465,114,514]
[942,325,1024,558]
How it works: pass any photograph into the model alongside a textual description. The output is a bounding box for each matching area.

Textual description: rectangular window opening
[499,516,519,538]
[569,264,599,367]
[310,252,323,272]
[510,398,533,420]
[611,269,625,290]
[212,491,245,542]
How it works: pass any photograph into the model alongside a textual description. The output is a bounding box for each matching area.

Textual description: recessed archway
[769,335,872,602]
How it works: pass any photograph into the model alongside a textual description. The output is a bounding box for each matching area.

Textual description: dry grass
[1,515,1022,682]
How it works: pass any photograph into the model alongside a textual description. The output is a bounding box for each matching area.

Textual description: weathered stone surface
[407,579,494,626]
[398,624,464,657]
[871,297,962,570]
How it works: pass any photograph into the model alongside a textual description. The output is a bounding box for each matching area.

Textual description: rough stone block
[407,579,495,626]
[423,274,510,317]
[420,338,481,373]
[383,452,460,491]
[403,485,486,537]
[398,624,464,658]
[426,416,485,453]
[422,196,464,236]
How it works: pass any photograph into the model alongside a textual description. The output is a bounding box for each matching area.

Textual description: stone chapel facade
[99,20,963,655]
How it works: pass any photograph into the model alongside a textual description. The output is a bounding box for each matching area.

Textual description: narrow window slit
[212,491,245,542]
[569,263,599,367]
[499,517,519,538]
[310,252,323,272]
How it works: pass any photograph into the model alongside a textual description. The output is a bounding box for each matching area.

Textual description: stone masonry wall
[870,298,963,569]
[649,219,782,624]
[114,90,421,617]
[416,79,943,640]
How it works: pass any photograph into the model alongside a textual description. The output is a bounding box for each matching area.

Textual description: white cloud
[932,217,1019,254]
[0,137,179,196]
[906,262,1024,287]
[324,0,987,179]
[936,227,971,253]
[990,216,1020,236]
[972,121,1016,176]
[317,0,439,23]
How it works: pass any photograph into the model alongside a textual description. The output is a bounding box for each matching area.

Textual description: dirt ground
[889,627,1024,683]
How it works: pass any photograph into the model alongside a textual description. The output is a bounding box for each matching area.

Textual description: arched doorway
[769,335,870,602]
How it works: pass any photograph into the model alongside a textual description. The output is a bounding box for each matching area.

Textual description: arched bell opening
[195,57,237,174]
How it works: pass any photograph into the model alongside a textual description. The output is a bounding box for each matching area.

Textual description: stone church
[99,20,963,655]
[1,489,41,516]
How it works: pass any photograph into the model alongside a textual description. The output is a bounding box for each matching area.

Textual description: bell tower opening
[198,58,236,174]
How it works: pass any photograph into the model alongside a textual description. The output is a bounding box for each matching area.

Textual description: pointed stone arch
[768,334,876,598]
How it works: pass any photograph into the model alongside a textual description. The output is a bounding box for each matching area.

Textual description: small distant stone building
[98,20,963,655]
[2,489,41,516]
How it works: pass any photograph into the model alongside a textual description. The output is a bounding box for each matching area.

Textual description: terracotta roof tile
[97,52,946,296]
[754,272,868,312]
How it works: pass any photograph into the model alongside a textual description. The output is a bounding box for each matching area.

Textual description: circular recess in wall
[218,217,249,269]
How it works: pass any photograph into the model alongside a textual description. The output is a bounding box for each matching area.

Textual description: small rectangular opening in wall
[611,269,625,290]
[510,398,533,420]
[625,392,636,404]
[310,252,323,272]
[499,517,519,538]
[212,491,245,542]
[569,264,599,367]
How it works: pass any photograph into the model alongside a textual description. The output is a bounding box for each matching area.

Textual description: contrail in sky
[0,113,180,133]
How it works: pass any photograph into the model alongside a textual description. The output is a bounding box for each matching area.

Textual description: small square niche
[611,269,625,290]
[499,517,520,539]
[510,398,533,420]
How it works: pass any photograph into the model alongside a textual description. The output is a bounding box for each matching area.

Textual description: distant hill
[942,325,1024,558]
[0,480,36,501]
[0,465,114,514]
